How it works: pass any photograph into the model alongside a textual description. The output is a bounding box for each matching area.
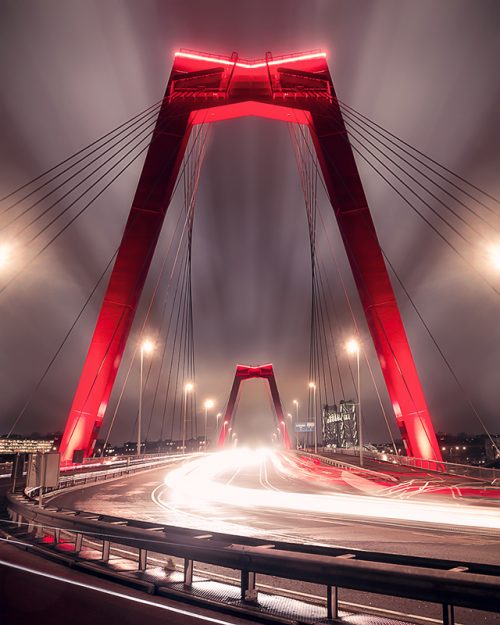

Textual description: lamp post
[309,382,317,453]
[286,413,293,448]
[204,399,214,451]
[182,382,194,454]
[293,400,299,449]
[346,338,363,467]
[138,339,155,456]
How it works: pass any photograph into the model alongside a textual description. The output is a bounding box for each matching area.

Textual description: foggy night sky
[0,0,499,446]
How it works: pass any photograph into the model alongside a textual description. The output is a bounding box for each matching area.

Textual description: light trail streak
[163,449,500,531]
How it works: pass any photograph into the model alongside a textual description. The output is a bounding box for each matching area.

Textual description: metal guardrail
[0,451,187,479]
[25,452,196,502]
[5,488,500,625]
[294,449,399,482]
[321,447,500,482]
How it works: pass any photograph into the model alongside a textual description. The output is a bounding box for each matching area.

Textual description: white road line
[0,557,240,625]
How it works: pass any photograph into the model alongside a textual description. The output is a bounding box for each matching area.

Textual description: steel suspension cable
[291,118,412,449]
[144,252,190,444]
[6,247,118,437]
[307,101,500,300]
[0,108,208,298]
[337,99,500,207]
[0,104,165,226]
[122,123,210,447]
[339,108,500,233]
[382,250,500,454]
[0,97,171,205]
[61,116,210,451]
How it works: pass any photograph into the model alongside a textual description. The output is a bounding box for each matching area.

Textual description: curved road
[51,449,500,565]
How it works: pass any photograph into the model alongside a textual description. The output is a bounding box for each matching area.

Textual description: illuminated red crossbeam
[174,49,327,69]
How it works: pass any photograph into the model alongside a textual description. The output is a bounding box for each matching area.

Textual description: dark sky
[0,0,499,446]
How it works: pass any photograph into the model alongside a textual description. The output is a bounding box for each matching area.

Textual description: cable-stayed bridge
[1,48,500,625]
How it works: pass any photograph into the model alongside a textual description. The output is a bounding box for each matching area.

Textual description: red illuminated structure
[59,49,442,464]
[217,364,291,448]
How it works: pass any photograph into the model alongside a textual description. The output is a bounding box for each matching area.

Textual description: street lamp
[138,338,155,456]
[182,382,194,454]
[309,381,317,453]
[346,338,363,467]
[293,399,299,449]
[204,399,214,451]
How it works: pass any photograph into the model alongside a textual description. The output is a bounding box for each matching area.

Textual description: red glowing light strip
[174,51,327,69]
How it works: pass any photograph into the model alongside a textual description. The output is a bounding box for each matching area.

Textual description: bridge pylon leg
[59,100,192,464]
[309,106,442,462]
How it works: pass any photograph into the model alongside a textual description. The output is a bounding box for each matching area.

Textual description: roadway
[45,450,500,625]
[49,449,500,565]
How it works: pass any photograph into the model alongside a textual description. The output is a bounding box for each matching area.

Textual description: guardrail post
[327,585,338,619]
[183,558,193,586]
[442,604,454,625]
[102,540,110,562]
[138,548,147,571]
[241,570,258,603]
[74,533,83,553]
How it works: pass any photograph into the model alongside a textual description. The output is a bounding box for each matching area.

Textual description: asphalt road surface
[47,450,500,625]
[51,450,500,564]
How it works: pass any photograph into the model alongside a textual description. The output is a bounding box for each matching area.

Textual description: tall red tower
[217,364,291,448]
[59,49,442,464]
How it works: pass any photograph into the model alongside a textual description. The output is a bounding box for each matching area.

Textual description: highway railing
[5,489,500,625]
[292,449,399,482]
[320,447,500,482]
[25,452,195,502]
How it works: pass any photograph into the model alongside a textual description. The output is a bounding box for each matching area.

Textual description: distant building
[322,401,358,448]
[0,437,55,455]
[436,432,500,466]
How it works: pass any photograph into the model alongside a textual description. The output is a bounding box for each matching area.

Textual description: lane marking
[0,557,241,625]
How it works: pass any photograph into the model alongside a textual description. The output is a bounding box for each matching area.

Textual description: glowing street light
[346,337,363,467]
[346,338,359,356]
[204,399,215,451]
[138,338,155,456]
[308,382,317,453]
[182,382,194,454]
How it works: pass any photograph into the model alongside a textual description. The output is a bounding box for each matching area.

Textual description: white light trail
[163,449,500,531]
